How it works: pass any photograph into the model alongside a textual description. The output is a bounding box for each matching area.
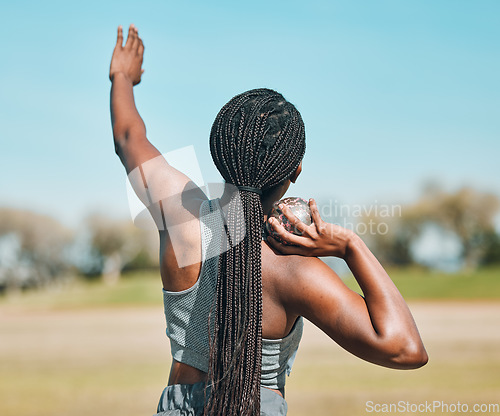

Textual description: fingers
[138,37,145,56]
[267,217,308,246]
[131,26,140,49]
[279,204,308,235]
[125,24,144,56]
[266,236,306,255]
[125,24,135,48]
[309,198,323,228]
[116,25,123,48]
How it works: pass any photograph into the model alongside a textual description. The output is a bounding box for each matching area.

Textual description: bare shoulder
[262,242,362,325]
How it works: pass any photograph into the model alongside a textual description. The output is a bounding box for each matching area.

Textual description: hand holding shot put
[266,198,356,258]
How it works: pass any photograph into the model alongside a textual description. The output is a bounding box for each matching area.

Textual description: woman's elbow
[392,341,429,369]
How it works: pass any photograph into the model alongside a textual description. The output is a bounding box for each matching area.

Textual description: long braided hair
[205,88,306,415]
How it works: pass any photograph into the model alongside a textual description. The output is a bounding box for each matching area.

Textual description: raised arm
[267,199,428,369]
[109,25,157,172]
[109,25,206,274]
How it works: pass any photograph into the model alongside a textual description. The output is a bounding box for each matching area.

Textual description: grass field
[345,266,500,300]
[1,267,499,416]
[3,265,499,311]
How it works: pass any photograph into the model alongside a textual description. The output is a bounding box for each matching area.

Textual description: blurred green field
[1,265,499,312]
[345,265,500,300]
[1,267,499,416]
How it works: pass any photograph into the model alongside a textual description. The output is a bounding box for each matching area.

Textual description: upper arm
[281,257,411,368]
[115,135,207,238]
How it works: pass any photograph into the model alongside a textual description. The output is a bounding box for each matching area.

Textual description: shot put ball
[265,197,312,244]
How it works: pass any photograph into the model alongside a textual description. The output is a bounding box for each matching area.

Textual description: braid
[205,88,306,415]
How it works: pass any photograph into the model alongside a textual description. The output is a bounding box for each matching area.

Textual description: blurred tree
[360,186,500,270]
[414,186,499,269]
[481,230,500,265]
[83,214,158,283]
[361,212,418,266]
[0,207,73,292]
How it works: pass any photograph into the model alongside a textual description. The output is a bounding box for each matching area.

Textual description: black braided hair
[205,88,306,415]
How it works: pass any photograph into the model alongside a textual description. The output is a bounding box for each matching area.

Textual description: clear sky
[1,0,498,226]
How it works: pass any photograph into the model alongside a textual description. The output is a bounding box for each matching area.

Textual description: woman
[109,25,428,416]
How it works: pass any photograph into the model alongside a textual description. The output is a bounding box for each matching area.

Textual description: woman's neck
[217,180,291,219]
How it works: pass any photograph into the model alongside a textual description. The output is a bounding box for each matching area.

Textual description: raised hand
[266,198,355,258]
[109,24,145,85]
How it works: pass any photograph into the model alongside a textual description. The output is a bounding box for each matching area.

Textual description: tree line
[360,185,500,269]
[1,185,499,293]
[0,209,158,293]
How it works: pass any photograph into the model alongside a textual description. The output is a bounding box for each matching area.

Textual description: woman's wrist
[110,71,133,84]
[342,231,363,261]
[322,223,357,258]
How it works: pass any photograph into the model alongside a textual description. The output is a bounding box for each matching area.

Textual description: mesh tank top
[162,198,303,390]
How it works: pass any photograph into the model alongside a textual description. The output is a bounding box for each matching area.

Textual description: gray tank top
[163,198,303,390]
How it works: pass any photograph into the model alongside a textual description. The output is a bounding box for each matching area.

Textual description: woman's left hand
[109,24,145,85]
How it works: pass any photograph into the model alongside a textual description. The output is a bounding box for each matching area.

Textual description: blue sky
[1,0,498,226]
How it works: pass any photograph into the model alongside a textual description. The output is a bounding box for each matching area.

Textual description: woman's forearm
[345,234,428,366]
[110,72,146,144]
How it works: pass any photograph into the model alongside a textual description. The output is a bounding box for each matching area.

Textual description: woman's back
[159,198,307,385]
